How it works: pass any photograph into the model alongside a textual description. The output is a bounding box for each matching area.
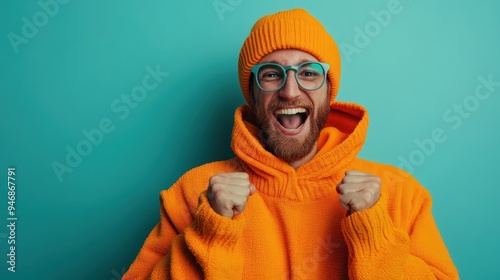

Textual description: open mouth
[274,107,309,131]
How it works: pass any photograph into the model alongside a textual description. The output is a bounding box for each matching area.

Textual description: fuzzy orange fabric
[123,102,459,279]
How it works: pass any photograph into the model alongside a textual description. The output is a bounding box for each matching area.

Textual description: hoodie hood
[231,101,369,200]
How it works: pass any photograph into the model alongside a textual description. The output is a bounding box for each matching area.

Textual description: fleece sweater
[123,101,459,280]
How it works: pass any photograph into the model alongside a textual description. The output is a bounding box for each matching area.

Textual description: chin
[265,124,317,163]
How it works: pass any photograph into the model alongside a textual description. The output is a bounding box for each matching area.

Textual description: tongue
[279,114,302,129]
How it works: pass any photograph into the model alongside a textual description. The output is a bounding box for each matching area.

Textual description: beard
[254,96,330,163]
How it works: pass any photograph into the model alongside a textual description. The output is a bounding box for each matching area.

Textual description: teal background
[1,0,499,279]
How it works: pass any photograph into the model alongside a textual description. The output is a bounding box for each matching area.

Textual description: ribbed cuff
[341,201,409,257]
[189,191,245,250]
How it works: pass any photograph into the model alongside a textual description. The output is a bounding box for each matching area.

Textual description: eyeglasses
[251,62,330,92]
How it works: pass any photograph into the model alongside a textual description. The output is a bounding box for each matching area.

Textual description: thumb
[248,184,257,196]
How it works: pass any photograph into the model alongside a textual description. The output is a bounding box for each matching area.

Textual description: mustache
[267,99,313,112]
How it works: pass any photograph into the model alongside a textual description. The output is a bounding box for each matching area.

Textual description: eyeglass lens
[257,63,326,91]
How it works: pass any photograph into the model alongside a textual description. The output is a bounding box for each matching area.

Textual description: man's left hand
[336,170,381,214]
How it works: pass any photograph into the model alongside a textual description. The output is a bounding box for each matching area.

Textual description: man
[124,8,459,279]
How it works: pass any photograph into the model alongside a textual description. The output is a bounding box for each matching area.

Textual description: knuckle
[223,199,234,209]
[209,183,222,192]
[362,191,373,202]
[238,196,248,206]
[208,175,221,186]
[340,197,349,207]
[369,181,380,190]
[350,200,362,212]
[211,184,226,199]
[245,178,252,187]
[352,198,366,212]
[212,188,227,202]
[337,183,346,194]
[211,190,221,201]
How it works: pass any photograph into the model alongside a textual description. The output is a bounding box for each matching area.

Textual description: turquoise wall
[1,0,499,279]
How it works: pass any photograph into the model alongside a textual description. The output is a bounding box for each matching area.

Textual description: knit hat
[238,8,341,107]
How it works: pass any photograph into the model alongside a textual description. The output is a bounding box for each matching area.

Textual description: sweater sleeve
[340,174,459,280]
[123,190,246,280]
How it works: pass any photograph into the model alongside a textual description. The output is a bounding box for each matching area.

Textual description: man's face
[252,49,330,163]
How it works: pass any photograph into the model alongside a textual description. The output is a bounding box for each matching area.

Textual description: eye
[259,69,283,81]
[302,71,318,77]
[262,71,279,78]
[298,63,323,79]
[298,69,320,78]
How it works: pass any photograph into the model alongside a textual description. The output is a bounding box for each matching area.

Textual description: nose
[278,70,301,100]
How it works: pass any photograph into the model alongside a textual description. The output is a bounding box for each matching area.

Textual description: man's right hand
[207,172,256,219]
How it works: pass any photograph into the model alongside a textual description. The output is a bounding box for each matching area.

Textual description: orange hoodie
[123,102,459,279]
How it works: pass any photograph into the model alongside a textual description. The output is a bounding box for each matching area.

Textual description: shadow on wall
[116,59,244,275]
[174,62,245,168]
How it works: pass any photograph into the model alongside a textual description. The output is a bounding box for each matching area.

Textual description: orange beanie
[238,8,341,107]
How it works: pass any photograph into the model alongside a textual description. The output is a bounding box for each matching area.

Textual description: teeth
[276,108,306,115]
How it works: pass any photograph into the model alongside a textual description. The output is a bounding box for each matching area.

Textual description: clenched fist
[207,172,256,219]
[336,170,381,214]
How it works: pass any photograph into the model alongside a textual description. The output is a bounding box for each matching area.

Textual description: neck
[288,144,318,169]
